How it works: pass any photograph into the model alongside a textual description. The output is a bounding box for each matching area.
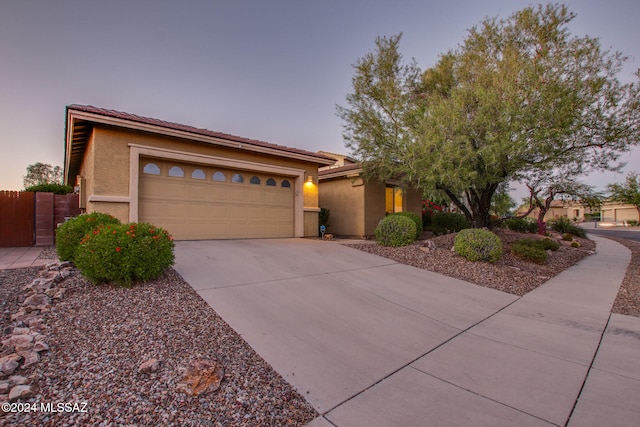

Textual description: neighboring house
[318,154,422,237]
[515,200,595,222]
[64,105,335,240]
[601,201,640,223]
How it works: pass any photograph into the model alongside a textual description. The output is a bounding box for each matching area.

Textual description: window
[143,163,160,175]
[168,166,184,177]
[191,169,206,179]
[231,173,244,183]
[281,179,291,188]
[250,176,261,185]
[266,178,276,187]
[385,186,403,214]
[212,171,226,182]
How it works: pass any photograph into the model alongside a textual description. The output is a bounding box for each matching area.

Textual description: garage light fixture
[307,175,313,183]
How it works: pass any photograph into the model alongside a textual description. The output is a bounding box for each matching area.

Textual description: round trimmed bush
[375,215,417,247]
[392,212,423,240]
[56,212,121,262]
[453,229,502,263]
[75,222,175,287]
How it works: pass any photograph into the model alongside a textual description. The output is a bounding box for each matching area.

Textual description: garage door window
[231,173,244,183]
[143,163,161,175]
[266,178,276,187]
[191,169,206,179]
[250,176,261,185]
[282,179,291,188]
[212,171,226,182]
[168,166,184,177]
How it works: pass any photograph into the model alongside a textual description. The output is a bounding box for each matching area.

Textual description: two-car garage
[138,158,295,240]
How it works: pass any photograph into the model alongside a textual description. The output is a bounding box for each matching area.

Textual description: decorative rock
[8,384,33,401]
[23,294,50,307]
[138,358,162,374]
[19,351,40,368]
[419,240,436,253]
[2,333,37,351]
[32,341,49,353]
[8,376,27,386]
[176,359,225,396]
[0,381,9,394]
[0,355,22,376]
[12,327,31,335]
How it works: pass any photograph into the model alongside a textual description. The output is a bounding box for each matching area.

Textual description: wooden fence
[0,191,35,247]
[0,191,81,247]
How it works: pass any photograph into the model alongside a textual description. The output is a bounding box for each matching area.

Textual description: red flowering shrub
[75,222,174,287]
[56,213,121,262]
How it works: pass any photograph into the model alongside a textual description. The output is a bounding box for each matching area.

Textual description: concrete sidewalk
[174,236,640,427]
[0,246,49,270]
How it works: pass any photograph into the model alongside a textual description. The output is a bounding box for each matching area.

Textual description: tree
[607,172,640,217]
[23,163,63,188]
[524,174,602,234]
[338,4,640,228]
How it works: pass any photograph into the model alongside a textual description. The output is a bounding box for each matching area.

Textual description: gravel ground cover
[347,229,597,296]
[605,236,640,317]
[1,261,316,426]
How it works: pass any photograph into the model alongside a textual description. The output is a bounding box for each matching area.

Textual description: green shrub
[571,241,580,248]
[504,218,538,233]
[540,237,560,251]
[56,213,121,262]
[628,220,639,226]
[548,217,586,238]
[454,229,502,263]
[75,222,175,287]
[431,212,470,236]
[25,183,74,194]
[562,233,574,241]
[510,238,558,263]
[375,215,417,247]
[511,240,548,263]
[392,212,423,239]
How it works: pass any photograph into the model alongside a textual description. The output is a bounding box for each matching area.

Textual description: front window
[385,186,403,214]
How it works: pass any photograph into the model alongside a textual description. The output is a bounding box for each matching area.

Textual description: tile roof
[318,162,363,177]
[66,104,336,163]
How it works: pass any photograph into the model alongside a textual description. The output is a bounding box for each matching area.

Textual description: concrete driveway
[174,237,639,426]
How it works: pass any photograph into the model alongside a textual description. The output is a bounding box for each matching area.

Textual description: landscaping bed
[347,229,597,296]
[0,261,316,427]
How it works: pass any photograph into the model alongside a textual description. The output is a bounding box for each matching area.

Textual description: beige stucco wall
[319,176,423,237]
[79,126,322,236]
[318,178,365,237]
[363,182,422,236]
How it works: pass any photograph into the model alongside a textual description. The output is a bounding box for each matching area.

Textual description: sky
[1,0,638,201]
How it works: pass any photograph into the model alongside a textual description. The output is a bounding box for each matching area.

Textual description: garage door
[139,159,294,239]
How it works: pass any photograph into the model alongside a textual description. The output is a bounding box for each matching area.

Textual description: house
[601,200,639,224]
[64,105,336,240]
[318,153,423,237]
[515,200,594,222]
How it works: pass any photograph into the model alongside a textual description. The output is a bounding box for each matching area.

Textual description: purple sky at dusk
[1,0,638,200]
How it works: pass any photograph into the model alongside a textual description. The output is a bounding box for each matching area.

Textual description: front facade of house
[516,200,594,222]
[318,155,422,237]
[64,105,335,240]
[601,201,640,223]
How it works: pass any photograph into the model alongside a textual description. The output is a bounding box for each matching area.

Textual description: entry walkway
[0,246,49,270]
[174,236,639,426]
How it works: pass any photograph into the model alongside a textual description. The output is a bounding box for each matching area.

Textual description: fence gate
[0,191,35,247]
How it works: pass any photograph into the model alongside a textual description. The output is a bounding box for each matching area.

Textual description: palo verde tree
[337,4,640,228]
[607,172,640,217]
